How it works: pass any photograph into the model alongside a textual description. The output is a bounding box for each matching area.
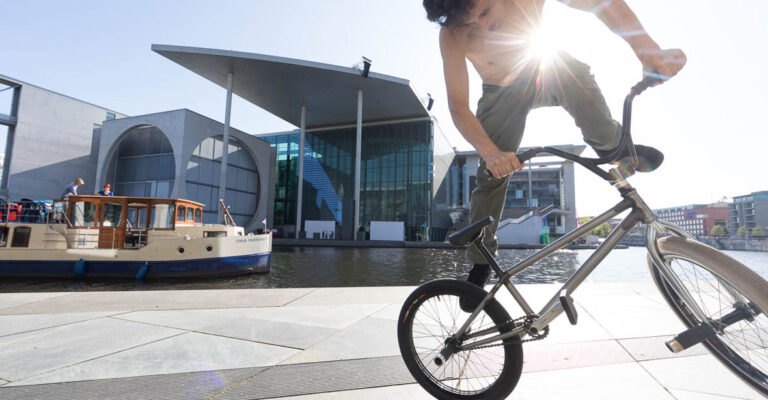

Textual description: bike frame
[455,181,720,351]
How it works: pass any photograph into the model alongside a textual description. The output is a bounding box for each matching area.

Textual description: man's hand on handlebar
[484,150,524,179]
[638,48,687,85]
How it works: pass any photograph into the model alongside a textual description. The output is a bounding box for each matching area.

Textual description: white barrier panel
[305,220,336,239]
[370,221,404,241]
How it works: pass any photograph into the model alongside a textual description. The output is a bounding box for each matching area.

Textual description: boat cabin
[57,195,205,249]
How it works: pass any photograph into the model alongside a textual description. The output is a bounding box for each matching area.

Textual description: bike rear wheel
[649,236,768,396]
[397,279,523,399]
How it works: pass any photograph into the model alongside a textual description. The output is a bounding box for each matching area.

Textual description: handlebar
[488,74,664,181]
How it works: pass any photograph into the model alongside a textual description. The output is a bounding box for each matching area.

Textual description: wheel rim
[408,292,508,395]
[661,255,768,389]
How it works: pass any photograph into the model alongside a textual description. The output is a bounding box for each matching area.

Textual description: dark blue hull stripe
[0,253,271,278]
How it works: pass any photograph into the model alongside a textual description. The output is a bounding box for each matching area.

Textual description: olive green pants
[467,53,622,264]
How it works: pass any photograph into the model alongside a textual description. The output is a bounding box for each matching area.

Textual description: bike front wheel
[649,236,768,396]
[397,279,523,400]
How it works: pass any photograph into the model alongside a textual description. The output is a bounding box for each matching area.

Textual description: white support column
[527,161,533,208]
[353,89,363,240]
[296,105,306,238]
[217,72,233,224]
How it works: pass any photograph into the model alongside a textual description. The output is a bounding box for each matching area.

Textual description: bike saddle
[598,144,664,173]
[449,216,493,247]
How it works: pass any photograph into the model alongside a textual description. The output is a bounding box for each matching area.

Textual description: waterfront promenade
[0,283,762,399]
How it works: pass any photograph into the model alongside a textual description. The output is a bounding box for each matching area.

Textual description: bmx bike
[397,77,768,399]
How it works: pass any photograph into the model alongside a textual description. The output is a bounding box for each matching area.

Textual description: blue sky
[1,0,766,216]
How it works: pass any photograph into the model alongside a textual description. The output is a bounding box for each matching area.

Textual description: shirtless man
[422,0,686,307]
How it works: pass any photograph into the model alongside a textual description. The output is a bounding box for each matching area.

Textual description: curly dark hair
[423,0,475,27]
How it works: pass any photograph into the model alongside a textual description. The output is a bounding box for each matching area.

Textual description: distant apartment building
[654,203,729,237]
[729,191,768,234]
[450,145,581,244]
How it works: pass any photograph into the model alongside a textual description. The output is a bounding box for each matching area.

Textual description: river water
[2,246,767,292]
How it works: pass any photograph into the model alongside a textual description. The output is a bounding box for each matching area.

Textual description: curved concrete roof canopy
[151,44,431,129]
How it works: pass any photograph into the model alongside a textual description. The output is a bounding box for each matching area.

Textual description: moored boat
[0,195,271,278]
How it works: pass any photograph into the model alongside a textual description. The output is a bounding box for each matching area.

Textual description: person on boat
[99,183,114,196]
[421,0,686,307]
[60,178,84,198]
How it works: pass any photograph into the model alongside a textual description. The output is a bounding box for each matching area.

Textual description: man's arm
[558,0,686,80]
[439,27,522,178]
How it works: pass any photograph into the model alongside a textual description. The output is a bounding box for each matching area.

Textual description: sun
[527,25,560,67]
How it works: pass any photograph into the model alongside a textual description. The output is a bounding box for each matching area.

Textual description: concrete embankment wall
[698,237,768,252]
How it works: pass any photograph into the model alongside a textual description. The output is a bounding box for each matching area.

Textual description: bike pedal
[559,290,578,325]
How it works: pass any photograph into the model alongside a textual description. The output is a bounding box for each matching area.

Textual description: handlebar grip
[631,73,665,96]
[515,148,537,164]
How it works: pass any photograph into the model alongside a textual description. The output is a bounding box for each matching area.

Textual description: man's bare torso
[463,0,546,85]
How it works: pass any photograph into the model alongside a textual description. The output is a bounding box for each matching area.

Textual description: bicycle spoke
[406,289,510,396]
[662,255,768,390]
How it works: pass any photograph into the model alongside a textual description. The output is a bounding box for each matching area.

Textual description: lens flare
[527,26,559,67]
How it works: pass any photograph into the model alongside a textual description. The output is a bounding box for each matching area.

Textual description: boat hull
[0,252,270,278]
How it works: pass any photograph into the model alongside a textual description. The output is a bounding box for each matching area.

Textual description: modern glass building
[149,45,456,241]
[262,119,447,241]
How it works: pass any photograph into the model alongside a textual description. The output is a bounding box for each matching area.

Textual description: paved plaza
[0,282,763,399]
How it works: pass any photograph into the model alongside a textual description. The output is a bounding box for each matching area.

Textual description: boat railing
[43,230,101,249]
[43,228,152,250]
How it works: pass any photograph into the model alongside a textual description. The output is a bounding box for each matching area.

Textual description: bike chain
[467,314,549,351]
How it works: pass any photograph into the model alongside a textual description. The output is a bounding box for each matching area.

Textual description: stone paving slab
[641,355,764,399]
[0,292,69,312]
[0,357,412,400]
[9,332,299,387]
[199,317,339,349]
[284,287,414,307]
[669,389,749,399]
[0,318,183,382]
[270,384,433,400]
[281,317,398,365]
[0,367,266,400]
[523,339,634,372]
[618,335,709,361]
[0,288,316,315]
[0,311,117,337]
[115,303,390,331]
[273,361,676,399]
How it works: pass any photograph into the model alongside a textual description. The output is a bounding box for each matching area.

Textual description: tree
[736,227,750,237]
[710,225,726,237]
[752,227,767,238]
[590,223,611,238]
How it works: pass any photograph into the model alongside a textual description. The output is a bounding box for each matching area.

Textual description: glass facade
[112,126,175,198]
[263,120,434,241]
[185,136,260,226]
[506,169,562,210]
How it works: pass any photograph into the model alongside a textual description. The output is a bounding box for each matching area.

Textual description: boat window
[194,208,201,223]
[11,226,31,247]
[70,201,98,227]
[103,203,123,227]
[187,207,194,222]
[204,231,226,237]
[151,204,175,229]
[126,207,147,228]
[0,227,8,247]
[177,205,186,222]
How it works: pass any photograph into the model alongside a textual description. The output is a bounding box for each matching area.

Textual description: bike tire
[397,279,523,399]
[648,236,768,396]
